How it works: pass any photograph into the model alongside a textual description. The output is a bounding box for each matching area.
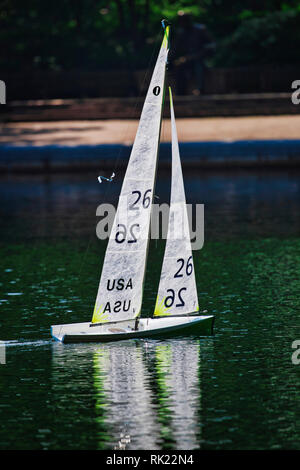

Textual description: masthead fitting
[161,19,170,30]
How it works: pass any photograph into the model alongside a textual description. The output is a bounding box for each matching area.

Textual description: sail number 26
[164,257,193,308]
[115,189,152,243]
[129,189,152,210]
[174,256,193,277]
[165,287,187,308]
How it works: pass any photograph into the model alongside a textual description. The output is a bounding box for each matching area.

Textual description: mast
[153,87,199,317]
[92,25,170,324]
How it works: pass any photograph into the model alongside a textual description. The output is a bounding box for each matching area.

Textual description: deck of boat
[51,315,214,343]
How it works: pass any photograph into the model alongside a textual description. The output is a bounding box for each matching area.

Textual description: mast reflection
[93,341,159,450]
[93,339,201,450]
[149,339,201,449]
[51,338,202,450]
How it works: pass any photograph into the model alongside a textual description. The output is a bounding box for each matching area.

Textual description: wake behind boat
[51,24,214,343]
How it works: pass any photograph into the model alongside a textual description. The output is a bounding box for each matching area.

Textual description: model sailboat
[51,25,214,343]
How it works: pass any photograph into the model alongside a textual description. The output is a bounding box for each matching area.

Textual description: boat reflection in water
[93,341,159,450]
[52,339,202,450]
[151,340,201,449]
[93,338,202,450]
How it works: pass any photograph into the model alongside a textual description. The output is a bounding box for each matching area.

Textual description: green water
[0,171,299,449]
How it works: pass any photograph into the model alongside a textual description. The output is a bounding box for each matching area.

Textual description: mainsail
[92,27,169,324]
[154,87,199,317]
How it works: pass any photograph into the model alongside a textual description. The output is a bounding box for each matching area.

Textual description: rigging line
[91,29,164,218]
[98,25,167,200]
[77,31,165,284]
[109,29,165,177]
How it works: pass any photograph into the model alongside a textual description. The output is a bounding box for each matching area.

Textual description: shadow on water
[0,168,299,241]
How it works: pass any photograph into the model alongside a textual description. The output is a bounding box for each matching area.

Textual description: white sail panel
[92,27,169,324]
[154,87,199,317]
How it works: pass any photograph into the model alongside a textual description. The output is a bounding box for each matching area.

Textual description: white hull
[51,315,214,343]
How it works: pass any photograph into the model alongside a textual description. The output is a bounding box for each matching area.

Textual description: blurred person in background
[170,11,216,95]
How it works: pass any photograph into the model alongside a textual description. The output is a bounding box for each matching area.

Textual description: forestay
[154,88,199,317]
[92,27,169,324]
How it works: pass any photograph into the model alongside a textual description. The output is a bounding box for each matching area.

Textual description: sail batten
[92,27,169,324]
[154,87,199,317]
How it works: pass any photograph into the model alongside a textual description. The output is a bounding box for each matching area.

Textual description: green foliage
[213,7,300,66]
[0,0,299,71]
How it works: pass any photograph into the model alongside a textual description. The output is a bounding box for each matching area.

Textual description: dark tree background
[1,0,300,72]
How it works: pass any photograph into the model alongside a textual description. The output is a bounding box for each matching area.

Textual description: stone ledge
[1,93,299,122]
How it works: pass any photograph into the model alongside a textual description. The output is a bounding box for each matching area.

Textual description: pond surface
[0,169,299,449]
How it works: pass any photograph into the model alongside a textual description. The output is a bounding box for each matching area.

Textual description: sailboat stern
[51,321,92,342]
[51,319,137,343]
